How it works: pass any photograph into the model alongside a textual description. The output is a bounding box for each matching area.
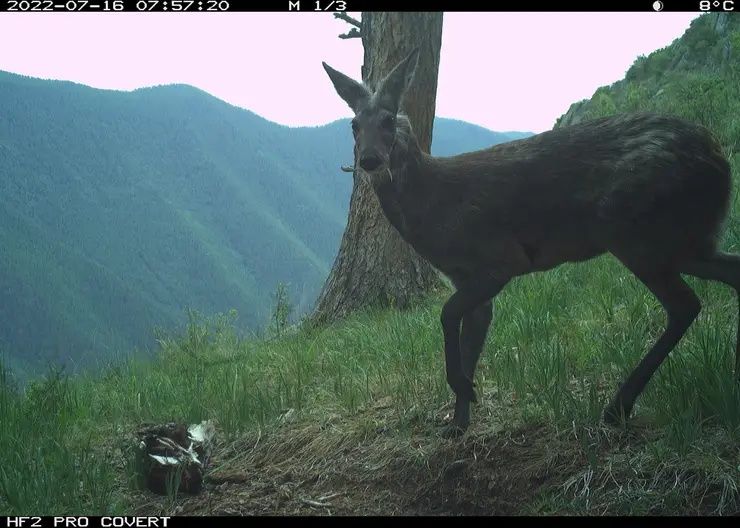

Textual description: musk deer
[322,47,740,437]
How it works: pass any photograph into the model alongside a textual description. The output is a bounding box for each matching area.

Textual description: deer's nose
[359,155,381,171]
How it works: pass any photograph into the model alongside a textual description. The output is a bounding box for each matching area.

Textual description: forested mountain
[556,13,740,164]
[0,72,531,373]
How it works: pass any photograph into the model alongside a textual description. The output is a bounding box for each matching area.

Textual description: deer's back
[417,112,732,275]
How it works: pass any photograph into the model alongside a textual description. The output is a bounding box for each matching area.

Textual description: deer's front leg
[450,300,494,432]
[439,277,507,437]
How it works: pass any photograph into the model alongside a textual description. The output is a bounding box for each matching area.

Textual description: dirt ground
[123,395,740,516]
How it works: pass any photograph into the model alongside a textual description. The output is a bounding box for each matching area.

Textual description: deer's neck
[366,120,434,237]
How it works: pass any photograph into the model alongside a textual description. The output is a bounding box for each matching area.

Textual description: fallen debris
[136,420,217,496]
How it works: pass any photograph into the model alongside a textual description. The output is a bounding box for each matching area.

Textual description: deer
[321,47,740,437]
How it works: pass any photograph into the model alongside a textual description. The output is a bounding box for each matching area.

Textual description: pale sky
[0,12,699,133]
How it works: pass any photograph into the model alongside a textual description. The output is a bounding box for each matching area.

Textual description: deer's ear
[322,62,371,114]
[375,47,420,113]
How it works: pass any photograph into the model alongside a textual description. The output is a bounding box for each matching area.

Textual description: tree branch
[333,12,361,28]
[338,27,362,40]
[334,13,362,39]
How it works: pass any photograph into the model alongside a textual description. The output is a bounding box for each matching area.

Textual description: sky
[0,12,699,133]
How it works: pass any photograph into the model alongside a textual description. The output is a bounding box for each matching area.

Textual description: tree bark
[312,12,445,325]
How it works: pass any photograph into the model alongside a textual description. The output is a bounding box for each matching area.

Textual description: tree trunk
[312,12,445,325]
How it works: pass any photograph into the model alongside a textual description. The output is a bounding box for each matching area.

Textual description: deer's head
[322,47,419,175]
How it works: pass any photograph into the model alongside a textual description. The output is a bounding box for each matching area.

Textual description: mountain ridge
[0,70,533,373]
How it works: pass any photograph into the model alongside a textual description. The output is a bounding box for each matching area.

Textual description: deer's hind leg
[604,256,701,425]
[680,251,740,381]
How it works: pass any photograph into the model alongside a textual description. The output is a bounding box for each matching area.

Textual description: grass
[3,240,740,515]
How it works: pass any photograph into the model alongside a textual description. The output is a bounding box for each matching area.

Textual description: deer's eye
[381,115,396,129]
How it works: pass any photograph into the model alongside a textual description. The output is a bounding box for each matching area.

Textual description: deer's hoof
[439,423,467,439]
[602,404,631,427]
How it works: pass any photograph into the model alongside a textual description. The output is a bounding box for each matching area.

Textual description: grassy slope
[4,13,740,516]
[0,71,524,374]
[4,242,740,514]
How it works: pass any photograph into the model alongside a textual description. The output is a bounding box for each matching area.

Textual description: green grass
[4,232,740,514]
